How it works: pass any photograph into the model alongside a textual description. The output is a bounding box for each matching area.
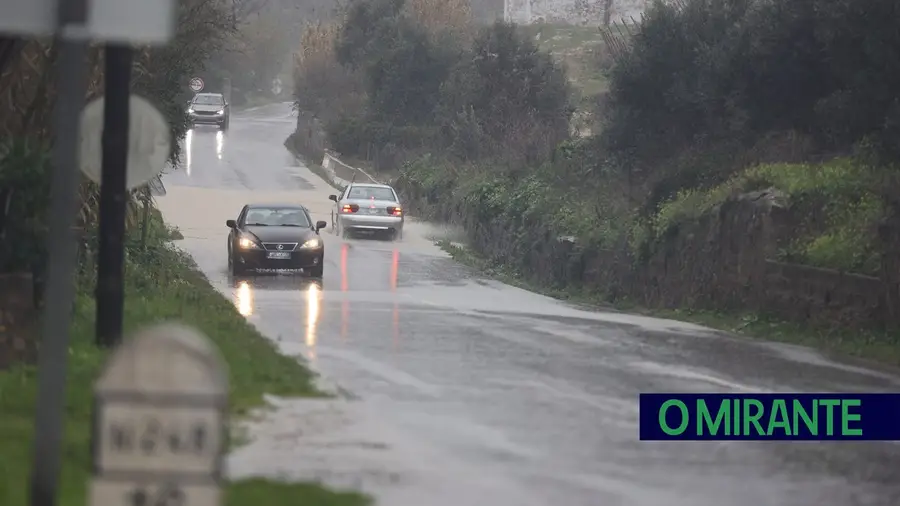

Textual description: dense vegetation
[292,0,573,169]
[291,0,900,343]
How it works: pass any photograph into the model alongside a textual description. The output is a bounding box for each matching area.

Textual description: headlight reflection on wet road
[391,249,400,348]
[215,130,224,159]
[341,243,349,341]
[235,280,252,316]
[306,282,321,360]
[184,129,193,176]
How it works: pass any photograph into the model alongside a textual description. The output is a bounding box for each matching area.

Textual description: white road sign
[88,323,228,506]
[79,95,172,190]
[189,78,204,93]
[271,78,282,96]
[0,0,175,44]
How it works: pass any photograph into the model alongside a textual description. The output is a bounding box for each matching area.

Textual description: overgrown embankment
[395,155,900,363]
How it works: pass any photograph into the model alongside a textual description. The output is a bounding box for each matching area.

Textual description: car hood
[191,104,224,113]
[243,226,316,243]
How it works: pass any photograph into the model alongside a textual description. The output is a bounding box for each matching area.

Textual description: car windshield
[193,95,224,105]
[347,186,396,201]
[244,208,310,227]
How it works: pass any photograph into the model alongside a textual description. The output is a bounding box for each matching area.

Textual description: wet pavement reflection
[156,103,900,506]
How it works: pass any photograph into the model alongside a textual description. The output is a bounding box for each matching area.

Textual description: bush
[0,142,50,273]
[294,1,573,168]
[605,0,900,157]
[648,158,886,274]
[437,21,573,166]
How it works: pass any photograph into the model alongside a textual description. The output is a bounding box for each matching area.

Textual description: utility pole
[0,0,173,504]
[28,0,89,505]
[94,44,133,348]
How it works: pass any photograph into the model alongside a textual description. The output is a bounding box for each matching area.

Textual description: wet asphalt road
[157,103,900,506]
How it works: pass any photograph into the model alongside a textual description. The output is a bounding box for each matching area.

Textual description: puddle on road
[227,396,432,497]
[289,173,315,190]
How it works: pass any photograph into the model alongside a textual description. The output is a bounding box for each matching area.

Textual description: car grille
[194,111,217,116]
[262,242,298,251]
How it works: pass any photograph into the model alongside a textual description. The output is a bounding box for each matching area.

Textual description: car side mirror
[328,195,337,202]
[315,220,327,231]
[226,219,236,228]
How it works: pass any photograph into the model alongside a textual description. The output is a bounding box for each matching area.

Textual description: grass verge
[0,212,369,506]
[436,239,900,367]
[519,23,610,98]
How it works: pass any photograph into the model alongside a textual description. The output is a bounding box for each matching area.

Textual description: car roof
[347,183,393,189]
[246,203,309,211]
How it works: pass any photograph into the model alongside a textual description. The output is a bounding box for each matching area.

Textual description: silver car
[329,183,404,240]
[187,92,230,130]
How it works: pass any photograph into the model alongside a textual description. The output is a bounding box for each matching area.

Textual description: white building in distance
[504,0,649,25]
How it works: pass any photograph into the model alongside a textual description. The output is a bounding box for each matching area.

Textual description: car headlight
[238,237,260,249]
[187,108,194,114]
[215,109,224,115]
[300,238,322,249]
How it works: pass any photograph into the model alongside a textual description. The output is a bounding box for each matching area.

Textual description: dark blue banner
[639,393,900,440]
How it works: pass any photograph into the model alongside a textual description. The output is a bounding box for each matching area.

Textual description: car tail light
[387,206,402,216]
[341,204,358,213]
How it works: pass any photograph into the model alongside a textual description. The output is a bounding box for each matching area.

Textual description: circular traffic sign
[189,77,204,92]
[78,95,172,190]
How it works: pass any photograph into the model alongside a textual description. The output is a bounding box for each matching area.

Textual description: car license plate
[366,208,379,215]
[266,251,291,259]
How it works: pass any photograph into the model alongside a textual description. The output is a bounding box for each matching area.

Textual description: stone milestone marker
[89,323,229,506]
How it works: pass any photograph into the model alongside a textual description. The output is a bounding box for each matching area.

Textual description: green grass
[436,239,900,367]
[227,480,368,505]
[519,23,610,98]
[0,213,369,506]
[649,158,886,274]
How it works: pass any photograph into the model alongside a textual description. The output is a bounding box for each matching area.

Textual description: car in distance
[188,92,230,130]
[329,183,404,240]
[226,204,327,276]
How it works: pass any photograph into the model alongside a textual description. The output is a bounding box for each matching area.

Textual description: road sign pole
[95,44,133,348]
[28,0,90,504]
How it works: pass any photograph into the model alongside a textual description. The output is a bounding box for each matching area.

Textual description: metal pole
[29,0,89,504]
[94,44,132,348]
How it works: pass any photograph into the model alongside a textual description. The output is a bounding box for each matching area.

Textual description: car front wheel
[230,253,245,276]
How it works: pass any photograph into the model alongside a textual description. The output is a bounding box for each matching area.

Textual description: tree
[438,21,573,164]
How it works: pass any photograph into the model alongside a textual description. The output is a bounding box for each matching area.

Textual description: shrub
[649,158,886,274]
[437,21,573,166]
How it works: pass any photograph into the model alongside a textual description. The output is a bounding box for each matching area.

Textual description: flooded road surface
[156,103,900,506]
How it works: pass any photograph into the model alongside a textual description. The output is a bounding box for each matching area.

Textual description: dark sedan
[226,204,327,276]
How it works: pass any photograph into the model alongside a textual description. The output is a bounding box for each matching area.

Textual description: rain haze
[2,1,899,506]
